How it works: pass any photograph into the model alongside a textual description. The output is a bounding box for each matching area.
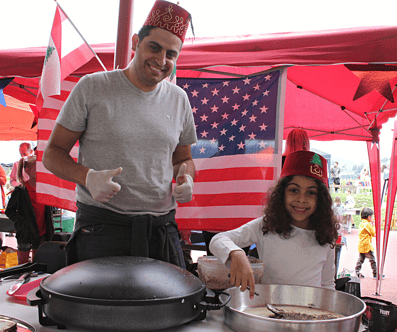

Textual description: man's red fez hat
[143,0,191,42]
[281,150,328,186]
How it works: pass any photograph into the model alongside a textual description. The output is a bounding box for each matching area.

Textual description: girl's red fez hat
[280,150,328,186]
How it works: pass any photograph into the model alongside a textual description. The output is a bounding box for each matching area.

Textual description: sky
[0,0,396,164]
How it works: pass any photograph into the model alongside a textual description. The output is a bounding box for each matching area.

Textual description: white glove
[174,163,194,203]
[85,167,123,203]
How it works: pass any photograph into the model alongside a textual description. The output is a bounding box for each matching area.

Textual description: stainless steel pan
[220,284,366,332]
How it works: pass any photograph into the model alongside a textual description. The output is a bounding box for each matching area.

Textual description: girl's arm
[321,246,336,289]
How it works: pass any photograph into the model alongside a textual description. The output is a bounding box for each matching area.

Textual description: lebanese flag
[36,5,94,109]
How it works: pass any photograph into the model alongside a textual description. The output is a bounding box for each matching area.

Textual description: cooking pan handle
[0,262,47,278]
[27,287,63,327]
[196,291,231,311]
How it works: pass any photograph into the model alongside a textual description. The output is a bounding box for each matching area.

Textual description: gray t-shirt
[56,70,197,215]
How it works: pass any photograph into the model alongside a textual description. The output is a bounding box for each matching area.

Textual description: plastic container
[197,255,265,290]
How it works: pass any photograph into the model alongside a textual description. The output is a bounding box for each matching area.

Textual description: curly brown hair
[262,175,339,247]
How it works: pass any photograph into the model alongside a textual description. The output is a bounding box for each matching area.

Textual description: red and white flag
[35,4,95,211]
[36,5,94,109]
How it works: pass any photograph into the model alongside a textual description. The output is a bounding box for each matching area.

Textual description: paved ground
[339,227,397,304]
[3,227,397,305]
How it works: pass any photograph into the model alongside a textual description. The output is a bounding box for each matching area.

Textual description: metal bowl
[220,284,366,332]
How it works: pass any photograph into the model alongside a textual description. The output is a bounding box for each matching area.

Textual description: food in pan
[243,304,345,320]
[0,320,17,332]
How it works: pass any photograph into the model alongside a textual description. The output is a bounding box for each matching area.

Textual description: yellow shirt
[357,219,375,253]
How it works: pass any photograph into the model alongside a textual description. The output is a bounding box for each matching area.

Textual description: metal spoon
[246,286,285,318]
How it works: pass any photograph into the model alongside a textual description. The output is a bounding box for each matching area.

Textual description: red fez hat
[280,150,328,186]
[143,0,191,42]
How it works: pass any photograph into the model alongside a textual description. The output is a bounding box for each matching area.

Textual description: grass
[330,191,397,230]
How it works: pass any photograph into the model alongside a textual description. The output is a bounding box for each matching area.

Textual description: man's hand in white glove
[174,163,194,203]
[85,167,123,203]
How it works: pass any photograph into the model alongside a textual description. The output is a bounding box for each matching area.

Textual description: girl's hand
[229,250,255,299]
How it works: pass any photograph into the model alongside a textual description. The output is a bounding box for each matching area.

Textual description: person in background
[355,208,383,279]
[344,189,355,233]
[282,128,310,168]
[330,161,341,192]
[5,155,53,264]
[0,164,6,248]
[42,0,196,268]
[381,165,389,204]
[332,196,346,275]
[210,151,339,298]
[9,142,33,188]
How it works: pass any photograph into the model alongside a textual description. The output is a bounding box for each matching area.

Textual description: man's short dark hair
[361,207,374,220]
[137,25,157,44]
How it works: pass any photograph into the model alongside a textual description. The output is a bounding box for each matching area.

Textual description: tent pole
[114,0,134,70]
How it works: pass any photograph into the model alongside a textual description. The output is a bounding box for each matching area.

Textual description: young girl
[6,155,53,263]
[209,150,339,298]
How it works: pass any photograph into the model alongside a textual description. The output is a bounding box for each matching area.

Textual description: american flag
[175,70,281,231]
[36,70,282,227]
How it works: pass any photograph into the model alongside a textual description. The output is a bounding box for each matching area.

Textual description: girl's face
[284,175,318,229]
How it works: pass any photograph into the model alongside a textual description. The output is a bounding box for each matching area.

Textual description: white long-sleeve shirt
[209,217,335,290]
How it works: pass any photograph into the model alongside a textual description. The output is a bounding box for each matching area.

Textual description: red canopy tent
[1,26,397,290]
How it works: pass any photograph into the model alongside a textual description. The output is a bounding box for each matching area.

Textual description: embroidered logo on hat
[143,0,191,42]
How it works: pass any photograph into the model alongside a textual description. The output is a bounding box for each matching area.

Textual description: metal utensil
[246,286,285,318]
[7,272,31,295]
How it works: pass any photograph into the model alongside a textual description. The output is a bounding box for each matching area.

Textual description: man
[10,142,33,187]
[43,0,196,268]
[330,161,340,192]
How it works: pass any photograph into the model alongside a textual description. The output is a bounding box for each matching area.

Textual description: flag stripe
[195,167,275,182]
[177,192,268,207]
[176,218,255,232]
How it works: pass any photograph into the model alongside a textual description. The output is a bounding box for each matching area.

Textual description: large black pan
[27,256,229,331]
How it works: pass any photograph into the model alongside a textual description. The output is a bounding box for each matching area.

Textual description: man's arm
[172,144,195,180]
[42,123,88,186]
[9,162,19,187]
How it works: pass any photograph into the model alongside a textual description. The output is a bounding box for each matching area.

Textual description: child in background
[332,196,347,275]
[210,151,339,298]
[355,208,382,279]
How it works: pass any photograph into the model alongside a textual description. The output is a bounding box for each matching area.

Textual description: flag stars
[259,141,267,148]
[241,109,249,117]
[199,147,206,153]
[243,78,251,85]
[210,138,217,144]
[182,83,190,89]
[218,144,225,151]
[200,130,209,138]
[221,96,230,103]
[220,128,228,135]
[237,142,245,150]
[211,88,220,96]
[231,119,238,126]
[248,132,256,140]
[260,105,268,113]
[260,123,268,131]
[265,74,271,81]
[192,106,198,114]
[263,90,270,96]
[200,114,208,122]
[232,86,240,94]
[232,103,240,110]
[229,135,236,141]
[253,84,260,91]
[249,115,257,122]
[221,112,229,120]
[242,93,250,101]
[191,90,199,97]
[239,124,246,132]
[222,81,230,86]
[201,97,209,105]
[252,100,259,106]
[211,105,219,113]
[211,121,219,129]
[202,83,209,88]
